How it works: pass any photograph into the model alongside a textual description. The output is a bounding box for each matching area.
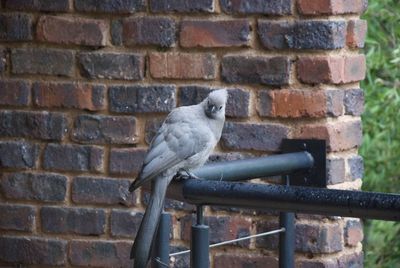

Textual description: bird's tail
[130,176,169,267]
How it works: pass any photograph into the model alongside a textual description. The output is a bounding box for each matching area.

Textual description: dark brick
[180,19,250,48]
[0,47,6,73]
[5,0,69,12]
[326,157,345,185]
[0,79,30,106]
[344,219,363,246]
[0,236,66,265]
[111,19,123,45]
[297,0,368,15]
[37,15,108,47]
[0,111,68,141]
[41,206,105,235]
[255,220,279,249]
[296,222,343,253]
[258,20,346,50]
[144,118,164,144]
[150,52,216,80]
[72,176,135,206]
[75,0,145,13]
[326,89,344,117]
[0,141,39,169]
[1,172,67,202]
[344,88,364,116]
[214,254,278,268]
[0,13,33,41]
[79,52,144,80]
[221,55,290,86]
[109,85,176,113]
[347,155,364,180]
[43,144,104,172]
[72,115,137,144]
[0,204,35,231]
[337,251,364,267]
[110,209,143,238]
[11,48,74,77]
[120,17,176,47]
[109,148,146,175]
[150,0,214,13]
[33,81,106,111]
[220,0,291,15]
[221,122,289,152]
[69,240,132,267]
[179,86,250,118]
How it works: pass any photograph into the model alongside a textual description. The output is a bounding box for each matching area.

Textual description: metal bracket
[281,139,326,188]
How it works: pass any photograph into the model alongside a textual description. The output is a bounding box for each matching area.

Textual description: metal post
[279,176,295,268]
[152,212,171,268]
[191,205,209,268]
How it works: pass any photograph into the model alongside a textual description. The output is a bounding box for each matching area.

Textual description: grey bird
[129,89,228,267]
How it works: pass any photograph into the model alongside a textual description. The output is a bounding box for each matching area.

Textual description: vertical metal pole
[191,205,209,268]
[279,176,295,268]
[152,212,171,268]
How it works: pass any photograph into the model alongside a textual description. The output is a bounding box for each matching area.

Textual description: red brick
[37,15,108,47]
[297,0,368,15]
[347,19,367,48]
[0,80,30,106]
[69,240,132,267]
[180,19,250,48]
[214,253,278,268]
[33,81,106,111]
[109,148,146,175]
[0,204,35,232]
[344,219,363,246]
[149,52,216,80]
[295,120,362,152]
[297,55,366,84]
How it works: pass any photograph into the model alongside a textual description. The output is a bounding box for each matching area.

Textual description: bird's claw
[173,169,200,181]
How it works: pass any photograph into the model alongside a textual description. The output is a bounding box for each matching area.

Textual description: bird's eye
[219,106,223,110]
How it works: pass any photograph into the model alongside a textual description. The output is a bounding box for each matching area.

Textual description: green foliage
[360,0,400,267]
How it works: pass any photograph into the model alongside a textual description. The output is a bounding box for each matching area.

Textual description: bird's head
[204,89,228,119]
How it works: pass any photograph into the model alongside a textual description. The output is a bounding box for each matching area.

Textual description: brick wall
[0,0,366,267]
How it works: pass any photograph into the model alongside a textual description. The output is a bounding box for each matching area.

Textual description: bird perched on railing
[129,89,228,267]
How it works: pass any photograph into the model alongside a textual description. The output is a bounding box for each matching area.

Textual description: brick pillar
[0,0,366,267]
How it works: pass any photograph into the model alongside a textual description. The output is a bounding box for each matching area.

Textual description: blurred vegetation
[360,0,400,266]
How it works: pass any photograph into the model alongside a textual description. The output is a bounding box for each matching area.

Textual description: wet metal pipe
[172,179,400,221]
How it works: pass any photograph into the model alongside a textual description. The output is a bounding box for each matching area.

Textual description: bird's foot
[173,169,199,181]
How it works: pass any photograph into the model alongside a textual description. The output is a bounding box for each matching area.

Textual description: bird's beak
[210,105,217,113]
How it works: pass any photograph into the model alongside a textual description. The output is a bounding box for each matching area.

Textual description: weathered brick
[43,144,104,172]
[0,47,6,73]
[0,111,68,141]
[120,17,176,47]
[297,0,368,15]
[33,81,106,111]
[0,141,39,169]
[74,0,145,13]
[296,120,362,152]
[214,254,278,268]
[258,20,346,50]
[109,85,176,113]
[326,89,344,117]
[347,19,367,48]
[69,240,132,267]
[297,258,336,268]
[297,55,366,84]
[78,52,144,80]
[11,48,74,77]
[5,0,69,12]
[0,80,30,106]
[344,219,363,246]
[221,122,289,152]
[222,55,291,86]
[149,52,216,80]
[179,86,250,118]
[37,15,108,47]
[326,157,345,185]
[0,204,35,231]
[150,0,214,13]
[1,172,67,202]
[180,19,250,48]
[0,13,33,41]
[72,176,135,206]
[110,209,143,238]
[41,206,106,235]
[337,251,364,267]
[111,19,123,45]
[109,148,146,175]
[296,222,343,253]
[344,88,364,116]
[170,246,190,267]
[0,236,66,265]
[144,118,164,144]
[347,155,364,180]
[72,115,137,144]
[220,0,291,15]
